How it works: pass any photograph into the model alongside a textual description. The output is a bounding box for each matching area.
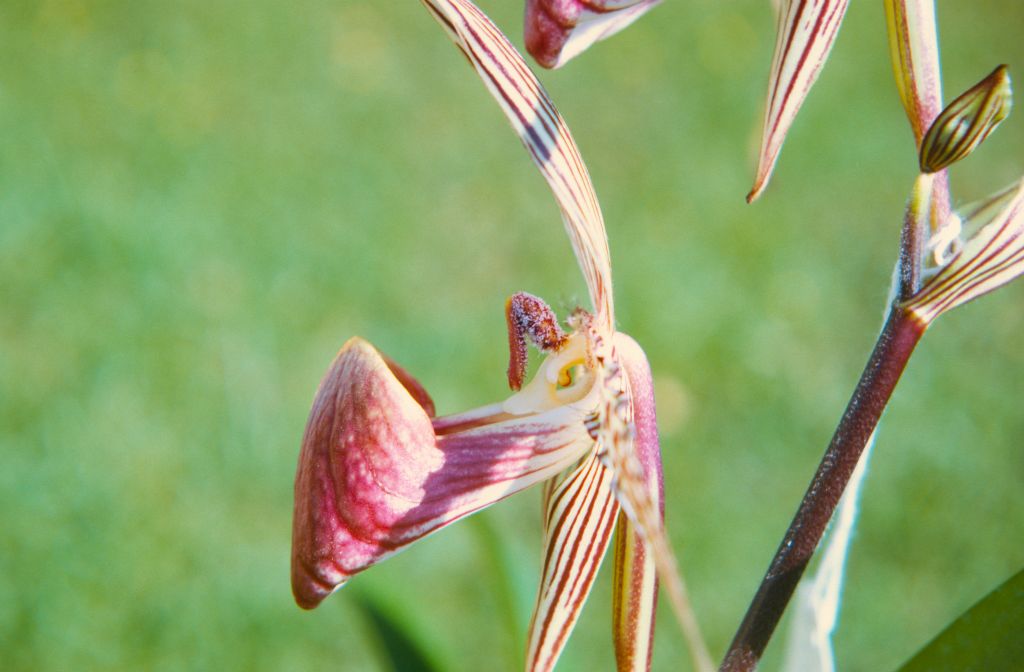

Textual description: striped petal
[421,0,615,330]
[612,513,657,672]
[524,0,661,70]
[884,0,944,146]
[885,0,953,254]
[526,453,620,671]
[904,178,1024,327]
[291,337,596,609]
[605,333,713,672]
[611,336,663,672]
[748,0,851,202]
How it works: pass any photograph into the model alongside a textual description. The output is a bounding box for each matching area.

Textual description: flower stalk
[722,169,1024,672]
[723,2,1021,669]
[720,308,924,672]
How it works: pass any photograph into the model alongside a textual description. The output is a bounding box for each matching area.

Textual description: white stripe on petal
[884,0,944,146]
[526,453,620,672]
[748,0,851,202]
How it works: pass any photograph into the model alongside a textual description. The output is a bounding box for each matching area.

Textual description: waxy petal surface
[524,0,661,70]
[422,0,615,330]
[748,0,850,202]
[884,0,944,146]
[611,336,662,672]
[292,337,596,609]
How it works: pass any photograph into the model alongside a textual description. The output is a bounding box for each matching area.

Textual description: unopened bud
[919,65,1012,173]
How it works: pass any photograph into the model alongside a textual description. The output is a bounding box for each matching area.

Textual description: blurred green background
[2,1,1022,670]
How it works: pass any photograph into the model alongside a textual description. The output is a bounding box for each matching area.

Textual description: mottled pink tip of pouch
[290,335,596,610]
[524,0,661,69]
[290,338,438,609]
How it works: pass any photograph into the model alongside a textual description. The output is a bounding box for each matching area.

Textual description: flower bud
[919,65,1012,173]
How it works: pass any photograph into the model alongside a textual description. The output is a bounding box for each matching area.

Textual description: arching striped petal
[748,0,850,202]
[524,0,661,70]
[884,0,944,146]
[526,453,620,671]
[421,0,615,330]
[904,178,1024,327]
[291,337,596,609]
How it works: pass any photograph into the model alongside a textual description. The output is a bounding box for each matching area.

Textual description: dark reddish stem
[720,308,925,672]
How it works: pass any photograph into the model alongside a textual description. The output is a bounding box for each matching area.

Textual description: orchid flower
[290,1,710,670]
[524,0,661,69]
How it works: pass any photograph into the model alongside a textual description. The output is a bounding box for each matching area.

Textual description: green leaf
[355,593,442,672]
[897,568,1024,672]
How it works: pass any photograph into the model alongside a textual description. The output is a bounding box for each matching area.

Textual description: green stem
[899,173,934,299]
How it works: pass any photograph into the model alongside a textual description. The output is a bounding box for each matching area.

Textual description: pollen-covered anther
[505,292,570,390]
